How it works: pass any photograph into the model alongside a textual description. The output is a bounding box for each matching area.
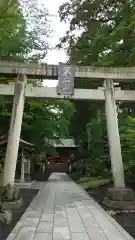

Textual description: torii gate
[0,60,135,200]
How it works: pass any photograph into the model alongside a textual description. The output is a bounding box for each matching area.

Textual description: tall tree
[0,0,51,61]
[20,0,51,61]
[0,0,28,61]
[59,0,135,67]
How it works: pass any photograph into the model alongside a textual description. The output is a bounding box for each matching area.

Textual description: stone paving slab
[34,233,52,240]
[6,173,134,240]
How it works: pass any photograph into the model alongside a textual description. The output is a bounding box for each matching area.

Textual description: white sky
[39,0,68,87]
[43,0,68,64]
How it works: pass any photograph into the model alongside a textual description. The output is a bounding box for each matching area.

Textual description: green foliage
[20,0,51,61]
[22,99,75,152]
[119,115,135,182]
[59,0,135,66]
[0,97,75,155]
[69,172,82,182]
[0,0,28,61]
[71,106,110,178]
[0,0,50,61]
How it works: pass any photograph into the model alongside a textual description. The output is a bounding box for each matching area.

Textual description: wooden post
[2,74,27,186]
[28,159,31,181]
[20,152,25,183]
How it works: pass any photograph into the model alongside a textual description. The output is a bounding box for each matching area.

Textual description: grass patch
[77,176,103,184]
[77,176,92,183]
[85,179,112,190]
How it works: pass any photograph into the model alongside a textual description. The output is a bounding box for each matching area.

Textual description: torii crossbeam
[0,60,135,81]
[0,84,135,101]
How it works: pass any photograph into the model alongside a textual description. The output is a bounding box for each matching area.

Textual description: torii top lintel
[0,60,135,81]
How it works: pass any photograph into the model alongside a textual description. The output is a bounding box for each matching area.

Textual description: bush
[68,172,83,181]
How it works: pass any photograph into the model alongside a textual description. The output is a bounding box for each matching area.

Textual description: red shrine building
[47,138,78,173]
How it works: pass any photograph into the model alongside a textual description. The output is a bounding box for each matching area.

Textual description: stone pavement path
[7,173,134,240]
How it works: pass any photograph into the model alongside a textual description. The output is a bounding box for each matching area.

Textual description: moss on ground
[77,177,92,183]
[70,174,112,190]
[85,179,112,190]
